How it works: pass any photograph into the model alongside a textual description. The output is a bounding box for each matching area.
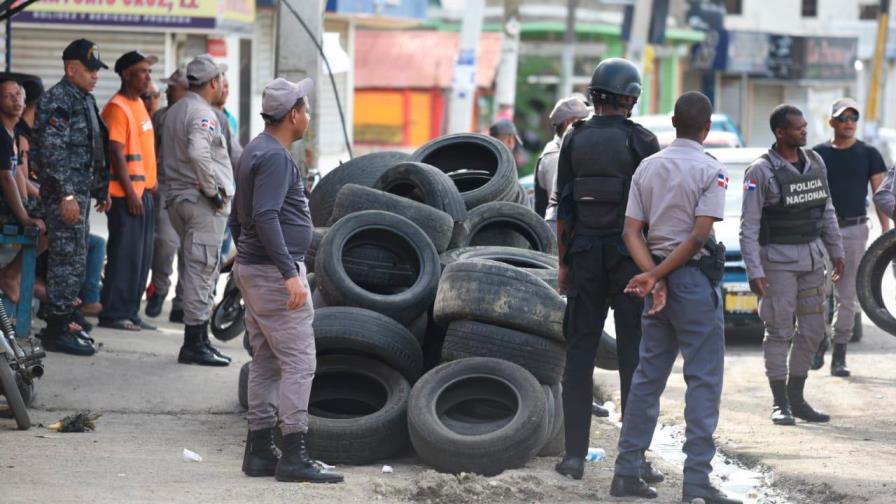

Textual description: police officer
[612,91,739,504]
[33,39,111,356]
[811,98,888,376]
[162,54,234,366]
[553,58,662,482]
[534,95,590,230]
[740,104,844,426]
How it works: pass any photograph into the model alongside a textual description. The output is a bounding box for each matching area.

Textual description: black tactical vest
[567,119,637,235]
[759,152,830,245]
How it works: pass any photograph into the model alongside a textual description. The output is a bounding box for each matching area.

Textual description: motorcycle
[211,256,245,342]
[0,300,45,430]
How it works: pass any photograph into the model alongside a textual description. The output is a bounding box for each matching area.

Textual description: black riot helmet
[588,58,642,111]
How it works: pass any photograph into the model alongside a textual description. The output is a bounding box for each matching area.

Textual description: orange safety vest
[106,94,148,198]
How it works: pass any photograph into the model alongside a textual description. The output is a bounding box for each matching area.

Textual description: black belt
[838,216,868,228]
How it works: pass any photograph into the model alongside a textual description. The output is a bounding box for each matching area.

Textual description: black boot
[609,475,657,498]
[787,375,830,422]
[178,324,229,366]
[830,343,851,377]
[554,456,584,480]
[243,427,280,477]
[39,314,96,356]
[769,379,795,426]
[201,321,231,362]
[275,431,344,483]
[640,460,665,484]
[169,307,184,323]
[145,291,164,318]
[811,336,829,370]
[682,482,743,504]
[592,402,610,418]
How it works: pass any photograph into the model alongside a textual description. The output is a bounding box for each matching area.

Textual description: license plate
[725,292,757,314]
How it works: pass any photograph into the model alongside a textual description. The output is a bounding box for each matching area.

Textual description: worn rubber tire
[411,133,517,210]
[374,161,467,223]
[308,355,411,465]
[408,357,548,475]
[314,307,422,382]
[439,246,558,270]
[304,227,328,274]
[461,202,558,255]
[441,320,566,385]
[857,229,896,336]
[434,260,565,341]
[316,210,440,325]
[310,151,411,226]
[238,361,249,410]
[407,312,428,347]
[0,361,30,430]
[538,384,565,457]
[594,331,619,371]
[210,283,245,342]
[330,184,454,253]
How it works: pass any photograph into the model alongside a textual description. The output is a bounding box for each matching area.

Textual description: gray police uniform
[873,165,896,221]
[739,148,844,380]
[534,135,560,228]
[614,138,727,486]
[149,106,183,311]
[161,91,234,326]
[33,77,109,317]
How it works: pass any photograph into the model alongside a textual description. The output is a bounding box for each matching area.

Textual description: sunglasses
[834,113,859,123]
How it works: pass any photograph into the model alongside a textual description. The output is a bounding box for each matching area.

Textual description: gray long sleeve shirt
[739,147,844,280]
[229,132,312,280]
[873,165,896,218]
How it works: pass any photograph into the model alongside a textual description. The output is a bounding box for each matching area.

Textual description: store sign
[722,31,857,81]
[11,0,253,29]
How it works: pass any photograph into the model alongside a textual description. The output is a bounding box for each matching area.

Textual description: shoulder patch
[198,117,218,133]
[48,107,70,132]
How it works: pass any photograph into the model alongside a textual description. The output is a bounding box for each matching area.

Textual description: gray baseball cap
[831,97,860,118]
[186,54,228,85]
[262,77,314,119]
[550,96,591,125]
[489,119,522,144]
[164,69,188,88]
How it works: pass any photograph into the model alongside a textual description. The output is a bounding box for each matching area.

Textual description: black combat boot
[640,459,665,484]
[682,482,743,504]
[554,456,585,480]
[39,314,96,356]
[609,474,657,499]
[201,321,231,362]
[830,343,851,377]
[178,324,229,366]
[275,431,344,483]
[169,307,185,323]
[769,379,795,426]
[787,375,830,423]
[242,427,279,477]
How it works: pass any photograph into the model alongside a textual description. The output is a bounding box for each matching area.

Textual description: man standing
[740,104,844,426]
[552,58,662,483]
[141,80,161,117]
[162,54,233,366]
[33,39,110,356]
[233,77,342,484]
[98,51,158,331]
[534,96,590,231]
[145,69,188,321]
[612,91,739,504]
[812,98,887,376]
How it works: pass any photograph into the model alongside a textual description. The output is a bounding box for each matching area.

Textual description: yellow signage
[13,0,254,28]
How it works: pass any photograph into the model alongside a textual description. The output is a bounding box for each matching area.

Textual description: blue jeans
[79,234,106,305]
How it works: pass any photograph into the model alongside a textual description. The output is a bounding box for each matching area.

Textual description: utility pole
[865,0,890,132]
[276,0,324,169]
[494,0,521,121]
[624,0,652,115]
[557,0,578,102]
[447,0,485,133]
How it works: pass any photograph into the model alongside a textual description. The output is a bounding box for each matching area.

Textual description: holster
[698,238,726,285]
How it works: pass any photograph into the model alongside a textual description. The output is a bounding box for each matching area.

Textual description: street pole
[625,0,652,115]
[866,0,890,128]
[448,0,485,134]
[494,0,521,121]
[557,0,578,102]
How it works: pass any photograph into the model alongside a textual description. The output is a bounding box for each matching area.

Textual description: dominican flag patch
[744,179,757,191]
[199,118,217,132]
[717,173,728,189]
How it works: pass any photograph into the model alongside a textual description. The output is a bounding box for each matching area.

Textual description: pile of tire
[236,135,615,474]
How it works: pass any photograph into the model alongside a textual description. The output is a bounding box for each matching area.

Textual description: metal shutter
[250,8,277,137]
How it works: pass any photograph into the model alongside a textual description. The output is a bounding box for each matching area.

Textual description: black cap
[62,39,108,71]
[114,51,158,74]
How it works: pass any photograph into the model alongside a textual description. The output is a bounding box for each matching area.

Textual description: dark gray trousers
[614,265,724,486]
[99,191,155,323]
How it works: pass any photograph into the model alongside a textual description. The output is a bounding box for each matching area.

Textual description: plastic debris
[182,448,203,462]
[382,465,394,474]
[47,411,102,432]
[585,447,605,462]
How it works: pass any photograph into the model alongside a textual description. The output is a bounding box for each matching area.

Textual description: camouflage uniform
[33,77,109,317]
